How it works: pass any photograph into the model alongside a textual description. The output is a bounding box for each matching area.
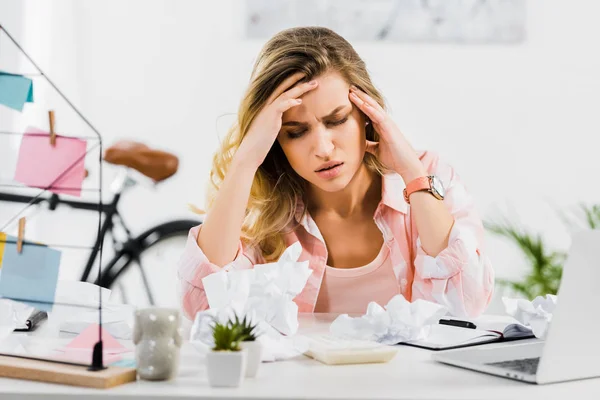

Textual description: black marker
[14,310,48,332]
[439,318,477,329]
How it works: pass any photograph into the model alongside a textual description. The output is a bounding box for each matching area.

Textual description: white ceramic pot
[240,341,262,378]
[206,349,247,388]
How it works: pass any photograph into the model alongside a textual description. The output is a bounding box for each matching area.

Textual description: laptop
[432,229,600,384]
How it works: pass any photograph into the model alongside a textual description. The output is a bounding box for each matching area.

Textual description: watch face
[430,176,445,199]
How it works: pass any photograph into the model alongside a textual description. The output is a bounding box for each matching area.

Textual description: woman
[178,26,494,320]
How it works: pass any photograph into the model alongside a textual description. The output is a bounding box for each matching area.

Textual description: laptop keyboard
[487,357,540,375]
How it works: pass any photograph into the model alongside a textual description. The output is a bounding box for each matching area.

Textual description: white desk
[0,313,599,399]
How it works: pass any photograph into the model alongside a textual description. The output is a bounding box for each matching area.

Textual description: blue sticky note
[110,358,136,368]
[0,71,34,111]
[0,235,61,311]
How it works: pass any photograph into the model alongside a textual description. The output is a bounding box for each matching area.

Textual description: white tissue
[255,324,310,362]
[58,303,135,340]
[330,295,448,345]
[55,280,112,306]
[191,242,312,361]
[49,281,134,339]
[190,311,310,362]
[503,294,556,339]
[0,299,34,328]
[0,300,18,341]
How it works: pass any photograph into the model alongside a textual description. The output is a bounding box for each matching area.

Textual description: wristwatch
[403,175,445,204]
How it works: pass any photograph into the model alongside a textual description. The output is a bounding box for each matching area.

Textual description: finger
[349,91,386,125]
[280,79,318,102]
[267,72,306,104]
[350,86,385,114]
[276,98,303,113]
[365,140,379,155]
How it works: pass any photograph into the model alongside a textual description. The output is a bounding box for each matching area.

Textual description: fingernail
[350,85,357,90]
[308,80,317,85]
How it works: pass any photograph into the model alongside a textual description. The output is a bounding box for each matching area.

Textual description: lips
[315,162,343,172]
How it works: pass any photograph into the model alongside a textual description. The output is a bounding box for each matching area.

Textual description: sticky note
[110,358,136,368]
[0,232,6,268]
[0,71,34,111]
[14,127,87,197]
[65,323,130,354]
[0,235,61,311]
[59,323,131,365]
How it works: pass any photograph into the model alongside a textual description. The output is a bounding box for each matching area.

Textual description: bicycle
[0,141,202,308]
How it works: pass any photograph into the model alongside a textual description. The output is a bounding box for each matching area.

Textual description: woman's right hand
[235,72,319,169]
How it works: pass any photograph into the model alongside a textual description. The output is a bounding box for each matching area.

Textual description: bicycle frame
[0,187,127,283]
[0,169,201,303]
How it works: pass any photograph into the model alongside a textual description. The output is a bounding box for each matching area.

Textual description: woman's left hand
[349,86,427,182]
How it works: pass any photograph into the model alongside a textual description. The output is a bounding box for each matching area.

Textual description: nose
[313,127,334,159]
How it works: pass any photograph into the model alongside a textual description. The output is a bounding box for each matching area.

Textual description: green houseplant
[485,203,600,300]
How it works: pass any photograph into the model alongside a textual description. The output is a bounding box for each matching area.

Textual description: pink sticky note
[14,127,87,197]
[64,323,131,354]
[56,350,123,366]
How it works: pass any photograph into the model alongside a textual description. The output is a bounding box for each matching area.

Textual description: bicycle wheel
[98,219,201,308]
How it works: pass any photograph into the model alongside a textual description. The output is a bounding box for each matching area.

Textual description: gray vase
[133,307,182,381]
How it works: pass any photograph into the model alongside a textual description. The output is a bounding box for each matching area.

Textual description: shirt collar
[293,172,408,234]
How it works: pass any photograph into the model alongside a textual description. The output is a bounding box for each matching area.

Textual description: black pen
[439,318,477,329]
[14,310,48,332]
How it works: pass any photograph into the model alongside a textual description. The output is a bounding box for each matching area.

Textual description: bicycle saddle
[104,140,179,182]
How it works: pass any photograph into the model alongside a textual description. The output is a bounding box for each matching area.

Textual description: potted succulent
[231,315,262,378]
[206,320,247,388]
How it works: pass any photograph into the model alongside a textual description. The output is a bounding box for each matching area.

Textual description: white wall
[2,0,599,310]
[0,0,93,285]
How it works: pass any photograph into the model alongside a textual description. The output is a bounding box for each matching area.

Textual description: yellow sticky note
[0,232,6,269]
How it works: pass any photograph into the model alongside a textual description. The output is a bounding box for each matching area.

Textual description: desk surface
[0,313,599,400]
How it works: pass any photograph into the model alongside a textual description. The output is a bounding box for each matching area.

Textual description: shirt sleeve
[411,153,495,318]
[177,224,258,320]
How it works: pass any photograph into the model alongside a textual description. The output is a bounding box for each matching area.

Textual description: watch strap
[403,176,431,204]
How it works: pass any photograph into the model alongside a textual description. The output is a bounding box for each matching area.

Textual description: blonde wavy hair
[205,26,388,261]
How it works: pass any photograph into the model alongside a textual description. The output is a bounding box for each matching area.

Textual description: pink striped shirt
[177,151,495,320]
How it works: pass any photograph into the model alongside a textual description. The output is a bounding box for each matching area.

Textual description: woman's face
[277,71,367,193]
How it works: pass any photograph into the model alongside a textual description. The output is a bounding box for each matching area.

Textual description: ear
[365,140,378,156]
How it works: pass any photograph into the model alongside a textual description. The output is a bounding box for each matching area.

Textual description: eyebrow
[282,105,348,127]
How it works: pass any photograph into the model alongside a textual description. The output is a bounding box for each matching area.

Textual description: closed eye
[286,116,349,139]
[328,117,348,126]
[287,129,307,139]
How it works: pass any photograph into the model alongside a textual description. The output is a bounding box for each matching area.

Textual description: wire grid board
[0,355,137,388]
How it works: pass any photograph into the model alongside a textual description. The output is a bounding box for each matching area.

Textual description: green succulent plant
[229,314,260,342]
[211,321,244,352]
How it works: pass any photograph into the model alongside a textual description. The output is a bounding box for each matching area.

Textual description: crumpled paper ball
[190,241,312,361]
[502,294,556,339]
[330,295,448,345]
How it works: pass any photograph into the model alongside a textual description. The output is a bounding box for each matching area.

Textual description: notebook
[402,316,537,351]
